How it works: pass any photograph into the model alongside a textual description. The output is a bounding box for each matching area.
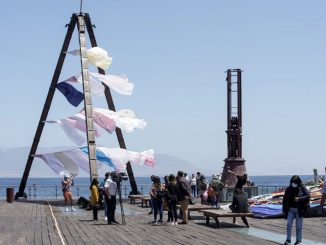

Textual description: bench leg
[233,217,236,224]
[206,216,210,225]
[214,217,221,229]
[188,211,191,220]
[141,200,144,207]
[241,217,250,227]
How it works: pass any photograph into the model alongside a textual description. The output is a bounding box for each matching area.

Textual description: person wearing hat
[62,173,76,212]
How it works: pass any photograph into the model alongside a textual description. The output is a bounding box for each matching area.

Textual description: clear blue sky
[1,0,326,175]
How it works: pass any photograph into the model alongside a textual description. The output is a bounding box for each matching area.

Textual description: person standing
[150,176,164,224]
[177,171,191,224]
[320,168,326,215]
[190,174,197,197]
[196,172,201,197]
[90,178,99,220]
[282,175,310,245]
[62,173,76,212]
[100,172,110,220]
[167,174,179,226]
[105,172,118,224]
[228,170,248,190]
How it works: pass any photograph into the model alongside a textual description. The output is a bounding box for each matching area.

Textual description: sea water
[0,175,317,200]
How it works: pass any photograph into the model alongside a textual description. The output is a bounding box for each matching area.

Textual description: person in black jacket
[229,188,250,227]
[282,175,310,245]
[167,174,179,225]
[177,171,191,224]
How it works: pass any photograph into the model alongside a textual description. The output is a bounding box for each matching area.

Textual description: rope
[47,200,66,245]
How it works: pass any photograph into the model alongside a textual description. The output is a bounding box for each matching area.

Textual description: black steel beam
[16,14,78,198]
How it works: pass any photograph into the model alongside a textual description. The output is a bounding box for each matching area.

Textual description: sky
[0,0,326,176]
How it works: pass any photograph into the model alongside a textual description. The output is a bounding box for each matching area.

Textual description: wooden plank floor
[0,200,325,245]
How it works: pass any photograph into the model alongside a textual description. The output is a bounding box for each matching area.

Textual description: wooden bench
[176,204,220,220]
[141,197,151,207]
[199,209,253,228]
[129,195,147,204]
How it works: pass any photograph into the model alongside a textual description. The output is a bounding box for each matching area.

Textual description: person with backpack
[150,176,164,224]
[282,175,310,245]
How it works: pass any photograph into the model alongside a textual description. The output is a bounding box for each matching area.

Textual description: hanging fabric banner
[46,108,146,145]
[56,82,84,107]
[62,72,134,96]
[35,147,155,176]
[67,47,112,70]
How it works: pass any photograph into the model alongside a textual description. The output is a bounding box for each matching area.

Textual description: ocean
[0,175,318,200]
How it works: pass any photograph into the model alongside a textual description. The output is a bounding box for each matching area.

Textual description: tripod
[116,181,126,225]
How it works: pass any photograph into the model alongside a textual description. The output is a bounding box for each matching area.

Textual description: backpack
[156,189,166,199]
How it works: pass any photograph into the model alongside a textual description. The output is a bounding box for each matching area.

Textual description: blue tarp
[251,204,283,218]
[251,203,321,218]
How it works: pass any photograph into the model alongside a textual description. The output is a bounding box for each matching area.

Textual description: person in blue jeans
[282,175,310,245]
[150,176,164,224]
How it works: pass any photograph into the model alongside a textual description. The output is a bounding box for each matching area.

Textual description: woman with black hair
[282,175,310,245]
[90,178,100,221]
[150,176,164,224]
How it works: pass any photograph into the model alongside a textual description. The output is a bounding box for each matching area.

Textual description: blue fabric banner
[56,82,84,107]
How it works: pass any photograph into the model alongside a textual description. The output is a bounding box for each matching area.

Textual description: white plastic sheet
[67,47,112,70]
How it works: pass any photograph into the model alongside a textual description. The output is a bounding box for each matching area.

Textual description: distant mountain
[0,147,217,178]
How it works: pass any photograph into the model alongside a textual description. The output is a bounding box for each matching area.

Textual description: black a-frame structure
[16,13,138,198]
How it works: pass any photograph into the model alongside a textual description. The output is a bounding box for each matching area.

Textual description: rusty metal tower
[221,69,247,186]
[16,13,139,198]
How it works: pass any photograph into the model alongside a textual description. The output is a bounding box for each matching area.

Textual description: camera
[111,172,128,183]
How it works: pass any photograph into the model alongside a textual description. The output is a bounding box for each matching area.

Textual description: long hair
[90,178,98,190]
[290,175,302,185]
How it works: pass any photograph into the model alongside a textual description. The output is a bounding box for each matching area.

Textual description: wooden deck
[0,199,325,245]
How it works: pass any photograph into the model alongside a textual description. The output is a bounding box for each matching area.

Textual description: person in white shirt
[105,173,118,224]
[190,174,197,197]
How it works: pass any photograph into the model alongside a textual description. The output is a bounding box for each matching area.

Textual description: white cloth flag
[67,47,112,70]
[35,147,155,176]
[62,72,134,96]
[91,108,147,133]
[35,149,104,177]
[46,114,105,146]
[46,108,146,145]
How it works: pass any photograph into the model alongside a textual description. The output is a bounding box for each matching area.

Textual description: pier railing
[0,184,286,201]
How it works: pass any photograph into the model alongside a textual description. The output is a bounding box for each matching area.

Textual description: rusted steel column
[77,14,98,182]
[221,69,247,186]
[16,14,78,198]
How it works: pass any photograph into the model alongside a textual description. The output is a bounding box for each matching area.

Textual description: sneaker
[168,221,174,225]
[152,221,157,225]
[179,221,188,225]
[65,206,69,212]
[71,207,77,212]
[158,219,163,223]
[148,211,153,215]
[112,220,119,224]
[284,240,291,245]
[104,217,108,221]
[174,221,178,226]
[294,242,302,245]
